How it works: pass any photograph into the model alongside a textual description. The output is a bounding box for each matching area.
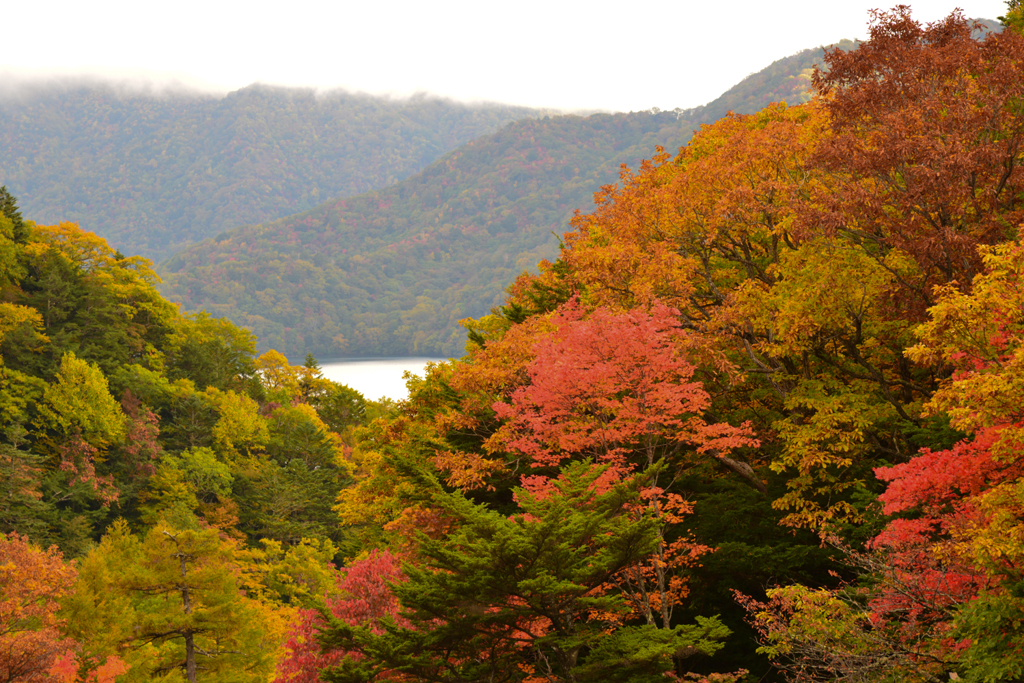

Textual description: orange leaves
[48,652,129,683]
[565,149,699,312]
[487,301,756,473]
[430,449,504,491]
[809,7,1024,301]
[611,491,711,626]
[0,533,77,682]
[565,104,825,319]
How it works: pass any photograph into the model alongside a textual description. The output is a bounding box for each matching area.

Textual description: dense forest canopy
[4,5,1024,683]
[158,110,695,359]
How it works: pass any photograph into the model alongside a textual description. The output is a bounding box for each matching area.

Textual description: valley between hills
[2,40,853,359]
[3,8,1024,682]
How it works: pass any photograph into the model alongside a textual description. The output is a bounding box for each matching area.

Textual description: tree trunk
[178,542,197,682]
[714,453,767,494]
[185,630,197,683]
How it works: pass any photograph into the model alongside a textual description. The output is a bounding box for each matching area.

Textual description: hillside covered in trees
[158,42,858,359]
[0,183,376,680]
[0,85,543,261]
[0,39,861,271]
[5,6,1024,683]
[158,110,694,358]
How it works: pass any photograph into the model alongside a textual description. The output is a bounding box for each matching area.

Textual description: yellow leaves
[0,303,44,350]
[255,349,336,405]
[28,222,119,272]
[754,585,875,661]
[237,537,340,607]
[334,448,413,530]
[38,353,126,447]
[28,222,165,292]
[949,479,1024,574]
[732,238,899,358]
[907,240,1024,435]
[256,349,302,398]
[334,408,448,543]
[204,386,269,460]
[144,462,201,514]
[459,312,511,351]
[771,378,899,527]
[571,226,698,312]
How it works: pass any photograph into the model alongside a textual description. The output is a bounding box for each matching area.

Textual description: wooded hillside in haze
[0,85,542,261]
[157,42,858,358]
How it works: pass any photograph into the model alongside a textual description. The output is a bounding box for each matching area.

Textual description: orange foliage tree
[481,301,757,629]
[809,6,1024,310]
[0,533,77,682]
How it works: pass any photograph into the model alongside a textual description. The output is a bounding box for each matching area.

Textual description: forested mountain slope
[159,111,692,358]
[160,42,855,359]
[0,83,542,260]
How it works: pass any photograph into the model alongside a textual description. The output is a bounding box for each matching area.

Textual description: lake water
[319,357,448,401]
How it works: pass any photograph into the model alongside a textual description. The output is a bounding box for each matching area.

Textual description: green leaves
[954,581,1024,683]
[68,517,279,683]
[38,352,125,447]
[320,461,730,682]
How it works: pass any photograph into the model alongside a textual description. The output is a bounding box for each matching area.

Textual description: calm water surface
[319,357,447,401]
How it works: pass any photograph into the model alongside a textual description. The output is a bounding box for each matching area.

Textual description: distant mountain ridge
[689,40,856,119]
[158,42,857,359]
[0,83,544,260]
[159,110,691,357]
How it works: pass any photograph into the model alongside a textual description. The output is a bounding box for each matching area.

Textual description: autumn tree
[470,302,757,632]
[319,461,733,683]
[274,550,405,683]
[809,6,1024,309]
[741,240,1024,682]
[65,517,280,682]
[0,533,77,682]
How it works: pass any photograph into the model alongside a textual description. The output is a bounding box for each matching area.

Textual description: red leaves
[57,437,119,506]
[489,301,756,473]
[865,427,1024,638]
[875,425,1024,516]
[479,301,757,629]
[275,550,407,683]
[329,550,408,630]
[117,390,162,478]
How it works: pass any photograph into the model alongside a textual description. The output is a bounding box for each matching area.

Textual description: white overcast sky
[1,0,1010,112]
